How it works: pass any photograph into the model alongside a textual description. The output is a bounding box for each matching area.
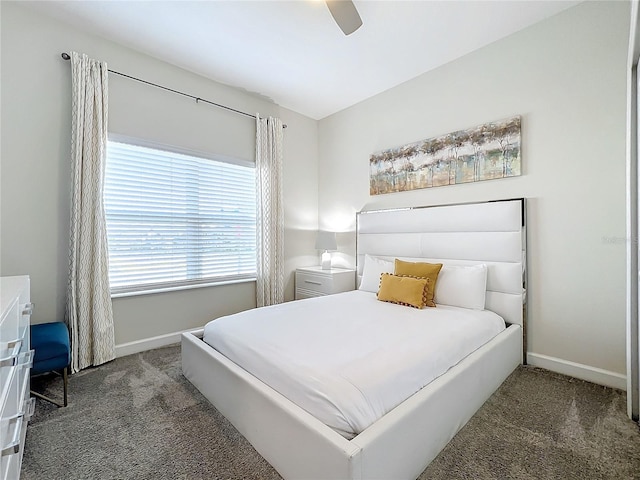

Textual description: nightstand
[295,266,356,300]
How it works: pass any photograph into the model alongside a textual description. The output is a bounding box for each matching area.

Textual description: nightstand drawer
[295,288,326,300]
[296,272,334,294]
[295,267,355,300]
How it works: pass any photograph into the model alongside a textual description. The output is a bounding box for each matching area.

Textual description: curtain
[66,51,115,373]
[255,115,285,307]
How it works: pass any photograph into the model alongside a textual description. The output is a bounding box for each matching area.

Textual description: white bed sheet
[203,290,505,439]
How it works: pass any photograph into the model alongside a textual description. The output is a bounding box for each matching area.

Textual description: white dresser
[0,276,34,480]
[295,266,356,300]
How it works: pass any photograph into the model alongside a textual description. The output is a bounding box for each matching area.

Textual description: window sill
[111,277,256,299]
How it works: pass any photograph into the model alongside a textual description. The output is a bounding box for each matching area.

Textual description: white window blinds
[104,141,256,294]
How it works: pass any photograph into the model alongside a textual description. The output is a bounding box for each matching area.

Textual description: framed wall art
[369,116,521,195]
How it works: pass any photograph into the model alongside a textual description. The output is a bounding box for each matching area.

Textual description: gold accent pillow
[377,273,430,309]
[394,259,443,307]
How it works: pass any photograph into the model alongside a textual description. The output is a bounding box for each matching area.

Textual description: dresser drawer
[1,395,34,480]
[0,357,33,480]
[1,352,33,420]
[0,299,19,349]
[0,324,30,417]
[0,344,21,413]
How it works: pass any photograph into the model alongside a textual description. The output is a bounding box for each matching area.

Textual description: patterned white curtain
[255,115,284,307]
[66,51,115,373]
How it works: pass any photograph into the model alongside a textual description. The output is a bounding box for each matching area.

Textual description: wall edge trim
[115,327,201,358]
[528,352,626,391]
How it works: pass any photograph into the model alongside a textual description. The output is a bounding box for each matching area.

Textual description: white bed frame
[182,198,526,480]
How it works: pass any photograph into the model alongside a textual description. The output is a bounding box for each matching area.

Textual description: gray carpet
[23,345,640,480]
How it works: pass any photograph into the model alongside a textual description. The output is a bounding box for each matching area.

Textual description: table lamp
[315,231,337,270]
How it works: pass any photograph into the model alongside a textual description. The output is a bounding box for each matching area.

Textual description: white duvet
[203,290,505,439]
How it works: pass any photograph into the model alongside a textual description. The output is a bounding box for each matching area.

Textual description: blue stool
[30,322,71,407]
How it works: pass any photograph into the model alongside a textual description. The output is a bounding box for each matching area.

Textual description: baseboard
[115,328,200,358]
[527,352,627,391]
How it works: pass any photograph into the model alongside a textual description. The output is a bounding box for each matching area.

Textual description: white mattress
[203,290,505,439]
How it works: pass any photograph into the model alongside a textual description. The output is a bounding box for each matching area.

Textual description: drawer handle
[21,303,34,315]
[22,397,36,419]
[1,414,24,457]
[304,280,322,286]
[0,341,22,367]
[20,350,34,369]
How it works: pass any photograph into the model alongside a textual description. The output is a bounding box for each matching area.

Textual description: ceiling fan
[325,0,363,35]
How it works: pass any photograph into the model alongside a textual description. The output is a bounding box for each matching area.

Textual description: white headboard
[356,199,526,327]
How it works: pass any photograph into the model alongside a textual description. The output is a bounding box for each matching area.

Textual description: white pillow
[434,264,488,310]
[359,255,394,293]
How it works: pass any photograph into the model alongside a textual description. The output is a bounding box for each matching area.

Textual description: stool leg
[30,368,68,408]
[63,366,68,407]
[30,390,65,408]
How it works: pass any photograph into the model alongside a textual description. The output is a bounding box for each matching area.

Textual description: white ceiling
[25,0,580,120]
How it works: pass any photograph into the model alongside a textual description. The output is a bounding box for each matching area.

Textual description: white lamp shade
[315,231,337,251]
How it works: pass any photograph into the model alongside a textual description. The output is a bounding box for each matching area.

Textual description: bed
[182,198,526,480]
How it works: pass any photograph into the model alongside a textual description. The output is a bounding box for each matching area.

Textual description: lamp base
[321,251,332,270]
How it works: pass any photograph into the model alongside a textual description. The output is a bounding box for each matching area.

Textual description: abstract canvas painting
[369,116,521,195]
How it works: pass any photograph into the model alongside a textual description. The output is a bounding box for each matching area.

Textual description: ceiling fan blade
[326,0,362,36]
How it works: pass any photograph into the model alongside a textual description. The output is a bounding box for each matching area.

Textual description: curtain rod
[61,52,286,128]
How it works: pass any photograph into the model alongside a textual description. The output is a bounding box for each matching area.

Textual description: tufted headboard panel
[356,199,526,326]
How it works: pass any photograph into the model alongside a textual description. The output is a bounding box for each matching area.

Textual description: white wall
[0,3,318,345]
[280,108,320,299]
[318,1,630,380]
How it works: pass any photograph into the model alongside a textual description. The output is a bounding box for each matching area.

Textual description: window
[104,140,256,294]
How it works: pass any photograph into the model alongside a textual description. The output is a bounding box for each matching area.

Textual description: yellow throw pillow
[394,259,443,307]
[377,273,430,309]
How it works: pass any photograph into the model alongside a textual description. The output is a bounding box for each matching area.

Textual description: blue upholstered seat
[31,322,71,374]
[31,322,70,406]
